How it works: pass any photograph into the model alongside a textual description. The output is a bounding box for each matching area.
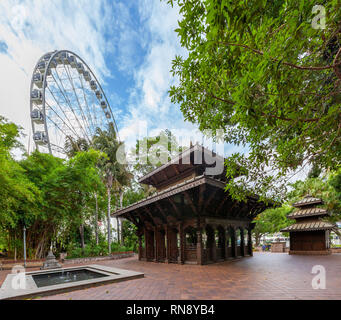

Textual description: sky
[0,0,213,157]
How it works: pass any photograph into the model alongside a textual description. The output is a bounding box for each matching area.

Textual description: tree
[64,137,103,245]
[0,117,40,259]
[64,149,104,251]
[288,172,341,220]
[64,137,89,158]
[254,170,341,245]
[93,124,132,252]
[19,151,66,258]
[166,0,341,201]
[132,129,184,178]
[253,206,293,246]
[131,130,184,199]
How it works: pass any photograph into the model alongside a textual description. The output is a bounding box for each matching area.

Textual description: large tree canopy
[167,0,341,201]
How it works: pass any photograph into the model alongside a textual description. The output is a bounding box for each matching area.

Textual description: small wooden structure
[281,195,338,255]
[271,242,286,253]
[113,144,271,265]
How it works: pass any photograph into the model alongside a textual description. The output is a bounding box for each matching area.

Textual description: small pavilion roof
[138,144,226,187]
[287,207,329,219]
[281,221,337,232]
[292,195,323,208]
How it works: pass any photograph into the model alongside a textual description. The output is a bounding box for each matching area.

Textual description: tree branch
[207,92,320,123]
[218,42,341,72]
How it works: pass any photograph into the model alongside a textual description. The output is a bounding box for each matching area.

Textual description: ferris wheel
[30,50,118,157]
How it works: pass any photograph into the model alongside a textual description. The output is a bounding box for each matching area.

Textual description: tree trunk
[94,192,99,245]
[79,224,85,252]
[107,187,112,253]
[254,232,261,247]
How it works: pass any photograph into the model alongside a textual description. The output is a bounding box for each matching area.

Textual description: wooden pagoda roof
[281,221,337,232]
[292,195,323,208]
[287,207,330,219]
[112,174,271,227]
[138,144,226,188]
[114,175,221,216]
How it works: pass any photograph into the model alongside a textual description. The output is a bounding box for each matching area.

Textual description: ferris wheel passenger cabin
[56,51,69,64]
[95,90,102,100]
[49,58,57,68]
[43,53,52,62]
[33,132,48,145]
[77,62,84,74]
[90,80,97,91]
[37,61,46,73]
[100,101,107,109]
[68,55,77,68]
[31,109,44,124]
[33,73,43,88]
[31,89,42,104]
[83,71,91,81]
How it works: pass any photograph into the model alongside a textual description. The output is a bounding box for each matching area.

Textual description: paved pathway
[2,253,341,300]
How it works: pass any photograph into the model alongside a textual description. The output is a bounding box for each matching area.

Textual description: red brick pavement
[1,253,341,300]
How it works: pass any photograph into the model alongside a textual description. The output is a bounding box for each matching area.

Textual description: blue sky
[0,0,211,154]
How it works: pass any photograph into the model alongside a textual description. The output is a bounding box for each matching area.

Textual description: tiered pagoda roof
[292,195,323,208]
[282,221,336,232]
[287,207,329,219]
[282,195,337,233]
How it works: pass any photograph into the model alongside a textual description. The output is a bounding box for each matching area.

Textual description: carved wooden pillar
[196,228,204,265]
[144,228,149,261]
[240,228,245,256]
[212,229,217,263]
[232,227,238,258]
[225,228,228,259]
[220,227,226,260]
[165,225,170,263]
[138,232,142,261]
[154,226,158,262]
[178,222,184,264]
[248,228,253,256]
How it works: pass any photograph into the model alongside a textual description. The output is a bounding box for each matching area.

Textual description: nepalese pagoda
[112,144,272,265]
[281,195,338,255]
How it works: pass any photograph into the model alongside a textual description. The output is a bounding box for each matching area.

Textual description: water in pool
[32,269,108,288]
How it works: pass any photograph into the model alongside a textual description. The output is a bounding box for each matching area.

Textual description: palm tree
[92,124,131,253]
[64,137,89,158]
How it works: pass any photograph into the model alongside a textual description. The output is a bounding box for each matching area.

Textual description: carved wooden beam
[184,191,198,216]
[198,184,206,214]
[173,165,180,175]
[150,175,158,186]
[161,170,169,182]
[216,193,230,215]
[154,202,169,224]
[167,197,182,220]
[203,188,219,213]
[126,212,139,227]
[235,203,250,219]
[136,208,154,228]
[146,206,164,225]
[143,207,158,226]
[230,202,242,218]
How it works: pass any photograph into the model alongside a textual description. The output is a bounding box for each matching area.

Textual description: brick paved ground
[1,253,341,300]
